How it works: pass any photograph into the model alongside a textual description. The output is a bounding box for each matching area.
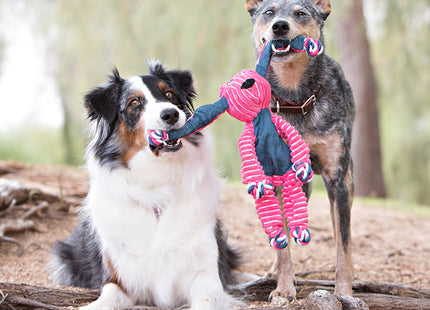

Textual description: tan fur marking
[304,133,342,178]
[314,0,331,15]
[271,54,310,90]
[300,18,320,40]
[158,81,167,91]
[246,0,262,11]
[345,164,354,205]
[158,81,173,94]
[252,16,269,51]
[105,254,130,295]
[127,90,145,106]
[105,254,119,284]
[119,120,147,166]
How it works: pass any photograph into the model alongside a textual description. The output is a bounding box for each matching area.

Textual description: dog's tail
[48,216,109,289]
[215,219,243,288]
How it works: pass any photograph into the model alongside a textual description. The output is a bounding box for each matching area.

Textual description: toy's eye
[165,91,174,99]
[130,99,140,107]
[241,79,255,89]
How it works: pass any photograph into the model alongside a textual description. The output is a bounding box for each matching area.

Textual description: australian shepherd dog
[49,62,241,310]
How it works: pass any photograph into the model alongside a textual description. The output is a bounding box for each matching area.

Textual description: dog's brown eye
[130,99,140,107]
[296,11,307,17]
[165,91,174,99]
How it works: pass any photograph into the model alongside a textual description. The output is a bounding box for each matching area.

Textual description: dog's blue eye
[265,9,274,16]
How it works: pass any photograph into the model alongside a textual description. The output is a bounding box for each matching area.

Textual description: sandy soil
[0,161,429,308]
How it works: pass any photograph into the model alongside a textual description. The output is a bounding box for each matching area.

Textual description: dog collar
[270,89,320,116]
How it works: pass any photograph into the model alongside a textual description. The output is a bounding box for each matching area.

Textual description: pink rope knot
[293,162,313,183]
[147,129,168,146]
[247,180,273,199]
[304,37,324,57]
[291,227,311,246]
[269,229,288,250]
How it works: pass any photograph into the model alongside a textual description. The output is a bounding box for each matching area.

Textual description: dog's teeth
[272,44,291,53]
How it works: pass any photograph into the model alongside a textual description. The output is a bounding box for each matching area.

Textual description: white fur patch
[83,128,237,309]
[143,100,186,131]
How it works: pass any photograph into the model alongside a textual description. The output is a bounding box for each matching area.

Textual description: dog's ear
[245,0,264,16]
[148,61,196,111]
[314,0,331,20]
[84,68,123,124]
[165,69,196,103]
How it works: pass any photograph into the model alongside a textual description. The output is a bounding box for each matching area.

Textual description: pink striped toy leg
[282,170,311,246]
[255,191,287,249]
[255,191,284,237]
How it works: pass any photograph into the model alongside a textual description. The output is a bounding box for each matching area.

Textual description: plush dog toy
[148,37,322,249]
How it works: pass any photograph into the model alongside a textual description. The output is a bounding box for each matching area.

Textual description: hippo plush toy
[147,37,323,249]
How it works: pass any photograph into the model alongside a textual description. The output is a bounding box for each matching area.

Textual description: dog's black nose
[272,20,289,36]
[160,108,179,125]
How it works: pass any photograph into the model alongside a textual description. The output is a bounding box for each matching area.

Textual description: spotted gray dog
[245,0,355,303]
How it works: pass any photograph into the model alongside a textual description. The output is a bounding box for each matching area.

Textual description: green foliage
[373,2,430,205]
[356,196,430,219]
[0,126,83,165]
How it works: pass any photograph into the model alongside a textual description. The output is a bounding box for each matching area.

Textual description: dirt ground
[0,161,429,308]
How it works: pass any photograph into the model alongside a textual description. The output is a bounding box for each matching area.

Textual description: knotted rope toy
[147,35,321,249]
[279,36,324,57]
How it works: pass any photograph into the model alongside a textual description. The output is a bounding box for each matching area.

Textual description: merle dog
[245,0,355,303]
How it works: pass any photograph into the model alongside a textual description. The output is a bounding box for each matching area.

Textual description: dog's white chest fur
[83,138,227,308]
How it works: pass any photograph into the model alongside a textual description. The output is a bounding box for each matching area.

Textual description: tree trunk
[335,0,386,198]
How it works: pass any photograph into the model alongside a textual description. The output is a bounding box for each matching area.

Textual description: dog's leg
[268,243,296,305]
[307,132,354,296]
[323,160,354,296]
[79,283,134,310]
[266,186,296,305]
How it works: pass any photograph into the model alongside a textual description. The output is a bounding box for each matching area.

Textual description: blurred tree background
[0,0,429,206]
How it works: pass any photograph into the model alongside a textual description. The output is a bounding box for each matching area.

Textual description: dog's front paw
[269,288,295,306]
[79,302,115,310]
[269,273,297,306]
[79,283,134,310]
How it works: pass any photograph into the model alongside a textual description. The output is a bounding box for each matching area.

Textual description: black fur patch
[53,217,108,289]
[85,68,124,124]
[216,220,241,288]
[148,62,196,118]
